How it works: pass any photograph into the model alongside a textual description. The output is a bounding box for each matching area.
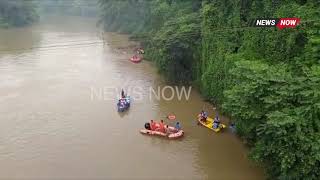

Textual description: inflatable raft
[198,116,226,133]
[140,125,184,139]
[130,56,142,63]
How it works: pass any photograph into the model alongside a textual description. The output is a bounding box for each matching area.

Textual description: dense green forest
[0,0,38,27]
[0,0,98,28]
[37,0,98,17]
[98,0,320,179]
[99,0,202,82]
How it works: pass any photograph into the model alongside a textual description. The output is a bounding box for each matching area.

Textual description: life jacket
[213,122,219,129]
[159,123,165,132]
[150,122,156,130]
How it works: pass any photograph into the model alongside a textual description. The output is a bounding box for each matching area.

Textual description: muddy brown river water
[0,16,264,179]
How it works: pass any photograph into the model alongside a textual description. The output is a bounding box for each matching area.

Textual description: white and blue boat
[117,96,130,112]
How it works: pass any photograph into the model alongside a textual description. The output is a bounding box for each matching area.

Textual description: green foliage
[98,0,151,33]
[145,4,201,82]
[38,0,98,17]
[99,0,202,82]
[0,0,38,27]
[225,62,320,179]
[216,1,320,179]
[200,0,241,104]
[0,17,9,28]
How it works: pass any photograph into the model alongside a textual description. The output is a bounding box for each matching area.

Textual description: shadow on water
[117,109,131,118]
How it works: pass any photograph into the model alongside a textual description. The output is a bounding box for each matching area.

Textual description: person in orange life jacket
[165,125,171,135]
[159,120,165,133]
[150,120,156,131]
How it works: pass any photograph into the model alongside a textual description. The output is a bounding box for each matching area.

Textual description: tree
[0,0,38,27]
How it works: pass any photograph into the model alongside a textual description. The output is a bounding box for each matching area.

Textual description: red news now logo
[253,18,301,29]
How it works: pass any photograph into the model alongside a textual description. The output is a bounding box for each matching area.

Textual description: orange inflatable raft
[130,56,142,63]
[140,126,184,139]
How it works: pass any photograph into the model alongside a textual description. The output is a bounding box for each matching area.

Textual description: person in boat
[120,100,125,107]
[175,122,181,130]
[198,111,204,120]
[213,115,221,129]
[118,99,124,107]
[150,120,156,131]
[199,110,208,122]
[144,122,151,130]
[124,98,129,106]
[139,48,144,54]
[165,125,171,135]
[229,122,236,133]
[121,89,126,98]
[158,120,165,133]
[204,111,208,121]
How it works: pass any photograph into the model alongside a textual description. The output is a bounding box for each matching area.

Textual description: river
[0,16,264,179]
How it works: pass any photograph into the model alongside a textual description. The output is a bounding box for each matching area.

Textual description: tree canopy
[37,0,98,17]
[0,0,38,27]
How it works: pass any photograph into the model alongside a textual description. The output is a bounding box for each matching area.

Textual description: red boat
[130,55,142,63]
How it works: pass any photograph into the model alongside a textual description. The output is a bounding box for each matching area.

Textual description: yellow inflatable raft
[198,116,226,133]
